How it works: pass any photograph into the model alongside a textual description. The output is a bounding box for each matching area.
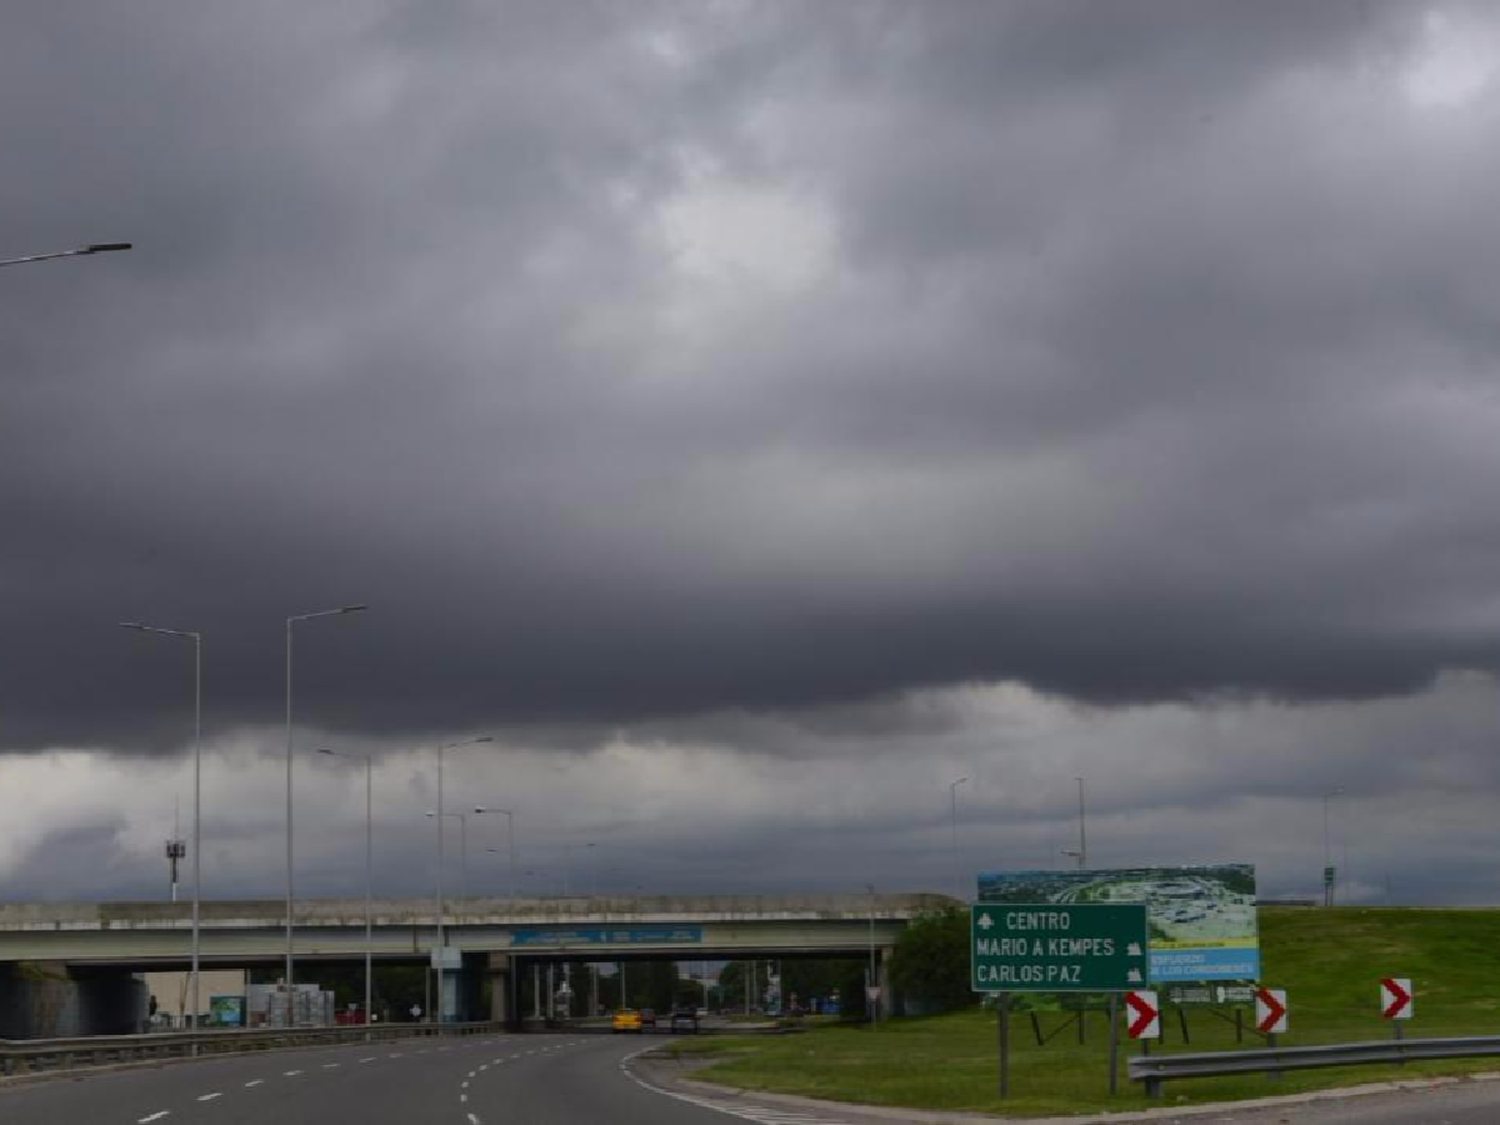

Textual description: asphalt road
[11,1031,1500,1125]
[0,1032,861,1125]
[1172,1076,1500,1125]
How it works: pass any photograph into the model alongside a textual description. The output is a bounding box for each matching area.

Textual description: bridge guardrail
[0,1021,503,1078]
[1130,1034,1500,1098]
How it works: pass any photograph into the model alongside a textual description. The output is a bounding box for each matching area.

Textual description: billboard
[977,864,1258,983]
[208,994,244,1027]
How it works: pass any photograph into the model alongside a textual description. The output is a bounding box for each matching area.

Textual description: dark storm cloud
[3,1,1497,753]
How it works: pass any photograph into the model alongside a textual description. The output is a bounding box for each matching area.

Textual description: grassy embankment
[657,907,1500,1117]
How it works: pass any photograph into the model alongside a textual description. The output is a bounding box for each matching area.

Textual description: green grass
[658,907,1500,1117]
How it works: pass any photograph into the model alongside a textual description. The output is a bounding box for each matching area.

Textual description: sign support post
[1380,978,1412,1053]
[996,991,1010,1098]
[1107,992,1119,1095]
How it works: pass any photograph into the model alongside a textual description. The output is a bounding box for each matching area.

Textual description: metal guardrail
[1,1021,504,1078]
[1130,1035,1500,1098]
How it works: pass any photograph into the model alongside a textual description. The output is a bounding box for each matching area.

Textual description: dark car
[639,1007,657,1029]
[669,1005,700,1033]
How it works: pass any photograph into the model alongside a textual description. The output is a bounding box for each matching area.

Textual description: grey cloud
[3,1,1500,762]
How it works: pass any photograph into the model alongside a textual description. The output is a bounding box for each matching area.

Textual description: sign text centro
[971,904,1149,992]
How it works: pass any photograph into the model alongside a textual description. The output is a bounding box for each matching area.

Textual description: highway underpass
[0,893,953,1037]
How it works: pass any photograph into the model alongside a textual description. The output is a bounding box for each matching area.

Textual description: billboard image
[977,864,1259,983]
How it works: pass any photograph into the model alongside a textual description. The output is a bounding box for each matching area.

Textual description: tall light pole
[948,777,968,898]
[0,242,131,268]
[865,882,877,1029]
[427,811,469,901]
[1323,786,1345,907]
[586,842,598,897]
[1075,776,1088,869]
[475,807,517,899]
[119,622,201,1027]
[318,748,374,1026]
[434,736,492,1022]
[285,604,367,1025]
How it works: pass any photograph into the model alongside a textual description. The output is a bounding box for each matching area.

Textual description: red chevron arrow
[1380,978,1412,1019]
[1125,990,1159,1039]
[1255,986,1287,1033]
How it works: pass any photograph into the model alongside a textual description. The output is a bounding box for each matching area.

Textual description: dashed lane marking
[283,1069,303,1077]
[360,1056,377,1063]
[323,1063,341,1069]
[197,1093,222,1103]
[137,1114,170,1123]
[244,1079,264,1087]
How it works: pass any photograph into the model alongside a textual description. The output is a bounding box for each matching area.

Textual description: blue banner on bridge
[510,926,703,946]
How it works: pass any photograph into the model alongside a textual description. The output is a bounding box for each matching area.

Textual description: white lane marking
[461,1094,469,1104]
[245,1079,264,1088]
[323,1062,341,1069]
[284,1069,303,1077]
[468,1115,481,1125]
[479,1064,489,1071]
[138,1114,170,1123]
[462,1081,470,1089]
[197,1093,222,1102]
[388,1052,403,1058]
[360,1056,378,1063]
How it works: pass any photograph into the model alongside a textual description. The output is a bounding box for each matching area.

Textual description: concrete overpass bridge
[0,893,955,1037]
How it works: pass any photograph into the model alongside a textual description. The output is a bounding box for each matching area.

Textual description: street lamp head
[84,242,132,253]
[118,621,146,630]
[338,604,369,614]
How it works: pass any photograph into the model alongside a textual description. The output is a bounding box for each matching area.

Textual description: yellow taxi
[611,1007,643,1033]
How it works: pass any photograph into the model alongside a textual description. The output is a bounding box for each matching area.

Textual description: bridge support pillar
[487,953,513,1025]
[0,964,148,1039]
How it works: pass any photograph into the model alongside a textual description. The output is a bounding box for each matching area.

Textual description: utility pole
[1076,776,1087,869]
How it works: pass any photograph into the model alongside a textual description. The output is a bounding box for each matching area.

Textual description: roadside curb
[636,1048,1500,1123]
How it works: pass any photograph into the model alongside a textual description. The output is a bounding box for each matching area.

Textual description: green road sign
[971,903,1149,992]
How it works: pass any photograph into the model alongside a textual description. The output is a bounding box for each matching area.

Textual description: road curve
[0,1032,860,1125]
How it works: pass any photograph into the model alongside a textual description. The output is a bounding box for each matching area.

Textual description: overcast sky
[3,1,1500,907]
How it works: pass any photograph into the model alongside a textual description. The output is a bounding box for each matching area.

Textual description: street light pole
[865,882,877,1029]
[433,737,492,1022]
[949,777,968,898]
[1323,787,1345,906]
[0,242,131,268]
[319,748,374,1026]
[119,622,201,1028]
[285,604,367,1026]
[475,807,518,899]
[1075,776,1087,870]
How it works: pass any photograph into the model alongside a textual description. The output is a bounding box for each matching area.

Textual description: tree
[889,905,973,1012]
